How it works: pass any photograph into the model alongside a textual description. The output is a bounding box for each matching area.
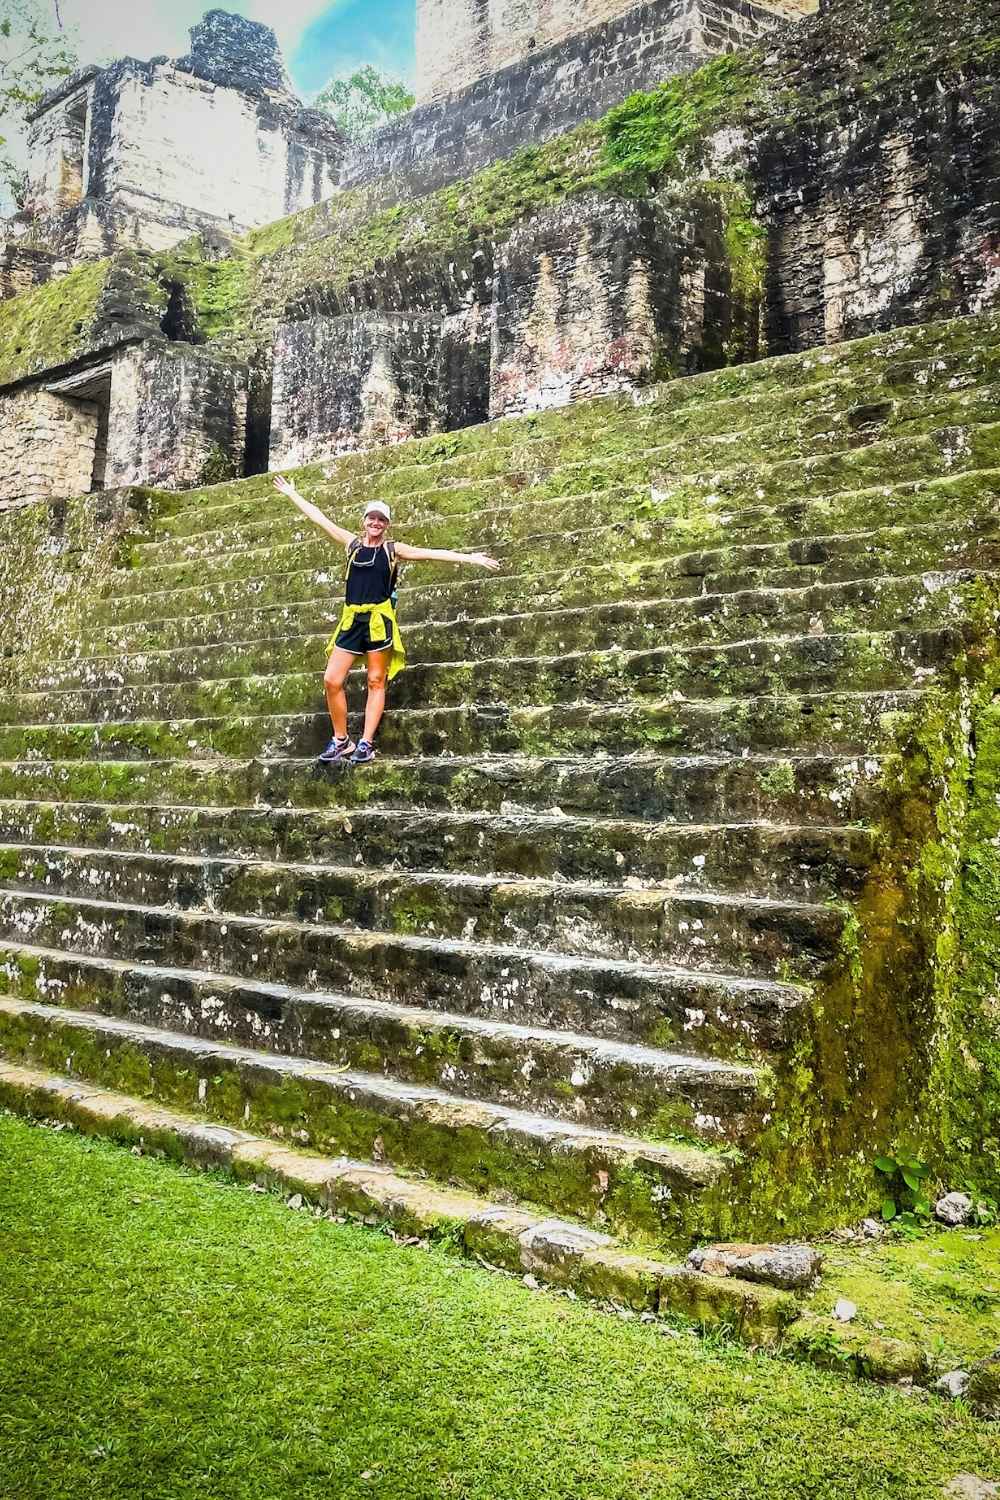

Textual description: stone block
[517,1218,615,1285]
[687,1241,823,1289]
[490,191,752,420]
[464,1206,543,1269]
[577,1247,668,1309]
[269,313,442,467]
[657,1267,799,1344]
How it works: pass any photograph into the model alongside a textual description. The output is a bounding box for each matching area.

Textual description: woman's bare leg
[324,647,357,739]
[361,650,390,743]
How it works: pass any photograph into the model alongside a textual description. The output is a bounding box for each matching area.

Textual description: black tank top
[345,540,397,606]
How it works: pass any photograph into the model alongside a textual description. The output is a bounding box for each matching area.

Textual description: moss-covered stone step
[89,508,1000,633]
[8,623,966,728]
[34,573,982,700]
[0,749,885,826]
[142,310,1000,530]
[0,940,761,1140]
[0,687,926,766]
[103,426,1000,594]
[0,845,843,977]
[0,887,807,1057]
[0,1060,808,1335]
[138,462,1000,608]
[133,385,1000,564]
[0,995,730,1241]
[87,462,1000,652]
[0,800,876,899]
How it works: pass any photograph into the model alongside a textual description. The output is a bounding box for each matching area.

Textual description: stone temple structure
[0,0,998,1333]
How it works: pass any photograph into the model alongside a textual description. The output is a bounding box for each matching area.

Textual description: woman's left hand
[469,553,501,571]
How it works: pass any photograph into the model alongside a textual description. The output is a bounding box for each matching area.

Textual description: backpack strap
[385,539,398,592]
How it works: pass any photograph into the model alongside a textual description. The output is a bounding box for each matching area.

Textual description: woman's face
[363,512,389,544]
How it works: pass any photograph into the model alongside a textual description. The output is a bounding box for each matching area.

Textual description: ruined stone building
[3,0,998,509]
[0,0,999,1291]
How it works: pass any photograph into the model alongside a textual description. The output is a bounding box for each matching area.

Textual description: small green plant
[874,1150,932,1226]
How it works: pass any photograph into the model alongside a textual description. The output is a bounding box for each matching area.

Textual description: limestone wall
[269,315,443,468]
[344,0,789,202]
[414,0,810,103]
[106,343,247,490]
[0,389,98,509]
[751,2,1000,351]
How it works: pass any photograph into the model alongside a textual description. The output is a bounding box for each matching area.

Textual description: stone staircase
[1,311,999,1250]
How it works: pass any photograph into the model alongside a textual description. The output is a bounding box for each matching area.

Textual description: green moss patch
[808,1227,1000,1370]
[0,259,112,388]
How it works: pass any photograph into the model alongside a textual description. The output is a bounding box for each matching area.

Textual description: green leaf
[901,1167,923,1192]
[881,1196,898,1221]
[874,1156,896,1175]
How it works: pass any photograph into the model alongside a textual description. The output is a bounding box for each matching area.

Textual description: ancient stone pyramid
[0,308,999,1295]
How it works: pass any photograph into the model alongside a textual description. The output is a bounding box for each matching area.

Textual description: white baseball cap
[364,500,391,522]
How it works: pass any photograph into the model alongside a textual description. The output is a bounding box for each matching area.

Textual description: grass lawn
[1,1114,998,1500]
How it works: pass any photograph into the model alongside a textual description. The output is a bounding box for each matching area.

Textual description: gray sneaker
[350,739,376,765]
[318,735,355,764]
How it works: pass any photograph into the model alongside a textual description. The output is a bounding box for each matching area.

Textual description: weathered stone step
[134,383,1000,561]
[0,936,761,1139]
[145,311,1000,531]
[0,801,876,900]
[7,624,963,727]
[0,993,730,1240]
[0,750,885,827]
[86,461,1000,651]
[38,572,980,698]
[0,845,842,977]
[0,687,925,766]
[108,417,1000,593]
[0,885,803,1056]
[89,507,1000,632]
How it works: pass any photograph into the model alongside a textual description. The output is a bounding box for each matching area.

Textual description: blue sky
[56,0,416,96]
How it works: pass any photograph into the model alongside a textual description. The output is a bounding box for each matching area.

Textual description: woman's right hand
[272,475,299,501]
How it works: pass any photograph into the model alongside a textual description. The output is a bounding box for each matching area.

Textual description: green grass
[808,1230,1000,1369]
[1,1116,999,1500]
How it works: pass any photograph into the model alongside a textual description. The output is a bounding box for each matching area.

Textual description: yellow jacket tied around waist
[326,599,406,680]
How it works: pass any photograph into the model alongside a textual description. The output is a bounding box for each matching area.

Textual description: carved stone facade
[490,193,762,419]
[269,314,444,467]
[754,72,1000,354]
[0,340,246,505]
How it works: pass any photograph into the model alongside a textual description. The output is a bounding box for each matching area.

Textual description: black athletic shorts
[333,616,393,655]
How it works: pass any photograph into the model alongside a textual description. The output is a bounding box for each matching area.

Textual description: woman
[273,475,500,764]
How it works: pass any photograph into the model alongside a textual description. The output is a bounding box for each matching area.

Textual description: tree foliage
[313,64,414,141]
[1,0,77,205]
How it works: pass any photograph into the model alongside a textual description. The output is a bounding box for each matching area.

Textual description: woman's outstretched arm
[272,475,355,547]
[395,542,500,570]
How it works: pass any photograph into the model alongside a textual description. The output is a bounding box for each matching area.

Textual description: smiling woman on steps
[272,475,501,765]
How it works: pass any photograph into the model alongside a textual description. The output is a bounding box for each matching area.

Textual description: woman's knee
[324,665,348,692]
[366,662,388,691]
